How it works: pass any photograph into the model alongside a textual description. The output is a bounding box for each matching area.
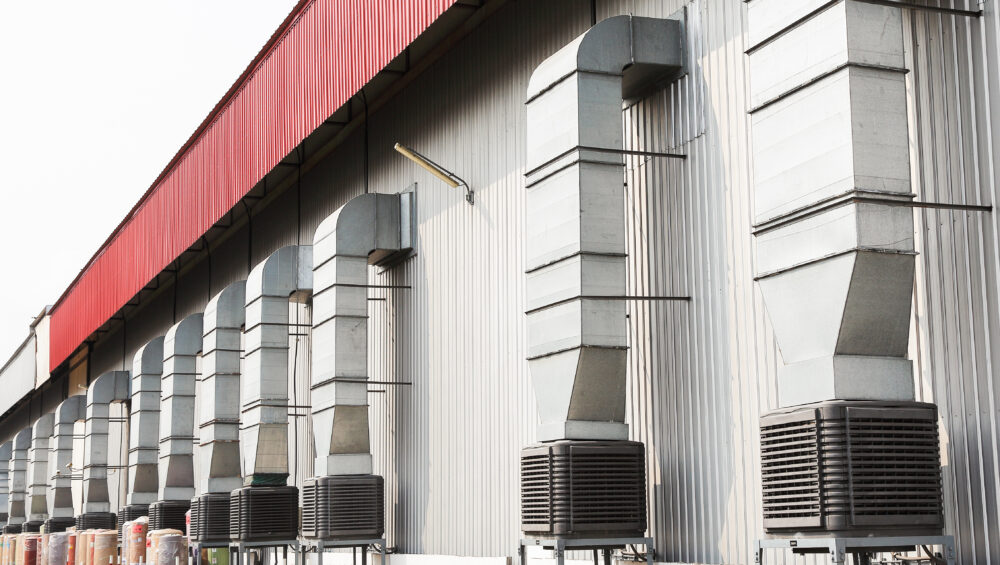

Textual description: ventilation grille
[2,524,21,534]
[21,521,41,533]
[301,475,384,540]
[75,512,116,531]
[229,486,298,541]
[149,500,190,532]
[190,493,230,542]
[760,401,943,535]
[43,517,75,533]
[521,440,647,537]
[118,504,149,540]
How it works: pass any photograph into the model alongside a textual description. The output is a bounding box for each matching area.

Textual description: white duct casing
[524,15,683,441]
[198,281,246,495]
[311,193,408,476]
[747,0,915,406]
[242,245,312,483]
[128,337,164,504]
[82,371,130,513]
[49,396,85,518]
[0,441,10,522]
[8,428,31,525]
[26,412,54,522]
[157,314,203,501]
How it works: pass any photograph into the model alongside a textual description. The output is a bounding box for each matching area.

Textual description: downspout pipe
[49,396,85,522]
[8,428,32,528]
[79,370,130,529]
[26,412,55,527]
[126,337,164,515]
[0,441,10,527]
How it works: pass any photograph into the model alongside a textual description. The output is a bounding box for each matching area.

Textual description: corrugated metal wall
[48,0,457,370]
[66,0,1000,562]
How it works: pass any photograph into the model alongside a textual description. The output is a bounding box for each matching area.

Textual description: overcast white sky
[0,1,299,362]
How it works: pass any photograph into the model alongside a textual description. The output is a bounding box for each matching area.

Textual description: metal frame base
[300,538,387,565]
[229,540,300,565]
[754,535,956,564]
[519,537,654,565]
[189,541,230,565]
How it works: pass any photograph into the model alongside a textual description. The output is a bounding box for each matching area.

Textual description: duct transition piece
[521,14,682,538]
[302,192,412,540]
[746,0,943,535]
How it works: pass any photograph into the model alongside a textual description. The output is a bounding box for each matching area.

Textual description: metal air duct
[48,396,85,532]
[8,428,31,529]
[745,0,943,536]
[125,336,165,524]
[149,314,202,531]
[78,370,130,530]
[25,412,54,531]
[232,245,312,541]
[192,281,246,542]
[522,15,683,538]
[303,192,412,540]
[0,441,10,527]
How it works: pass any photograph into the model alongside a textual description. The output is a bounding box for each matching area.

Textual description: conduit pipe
[49,396,85,521]
[0,441,10,526]
[26,413,54,526]
[127,337,164,509]
[79,370,130,528]
[8,428,31,527]
[241,245,312,485]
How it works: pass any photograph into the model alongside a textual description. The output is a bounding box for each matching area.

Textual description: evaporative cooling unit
[189,493,230,542]
[760,401,943,536]
[117,504,148,540]
[44,517,76,534]
[301,476,385,540]
[76,512,116,531]
[148,500,189,531]
[229,486,299,541]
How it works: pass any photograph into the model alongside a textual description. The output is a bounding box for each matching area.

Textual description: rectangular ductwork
[7,429,30,527]
[79,370,130,530]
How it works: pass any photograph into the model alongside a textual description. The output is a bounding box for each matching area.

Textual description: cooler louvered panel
[229,486,298,541]
[301,476,384,540]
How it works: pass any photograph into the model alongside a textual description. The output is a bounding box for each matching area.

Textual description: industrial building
[0,0,997,563]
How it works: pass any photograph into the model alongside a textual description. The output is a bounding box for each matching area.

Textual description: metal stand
[518,537,654,565]
[190,541,229,565]
[753,535,956,565]
[299,538,387,565]
[229,540,300,565]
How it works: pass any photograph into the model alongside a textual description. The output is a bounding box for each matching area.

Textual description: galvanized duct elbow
[311,192,407,476]
[49,396,85,518]
[157,314,203,503]
[198,281,246,495]
[0,441,10,524]
[524,15,683,441]
[128,337,164,506]
[8,428,32,525]
[241,245,312,484]
[26,413,54,523]
[82,371,130,515]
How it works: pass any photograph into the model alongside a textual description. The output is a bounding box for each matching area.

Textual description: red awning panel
[48,0,456,368]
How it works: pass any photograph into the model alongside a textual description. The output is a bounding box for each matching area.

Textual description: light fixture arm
[394,143,474,205]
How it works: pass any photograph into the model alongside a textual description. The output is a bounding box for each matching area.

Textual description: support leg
[518,542,525,565]
[361,545,367,565]
[592,549,598,565]
[603,548,611,565]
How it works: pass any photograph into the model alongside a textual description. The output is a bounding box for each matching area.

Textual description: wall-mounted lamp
[394,143,473,205]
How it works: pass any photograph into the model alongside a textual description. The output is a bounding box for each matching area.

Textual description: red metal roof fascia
[48,0,458,369]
